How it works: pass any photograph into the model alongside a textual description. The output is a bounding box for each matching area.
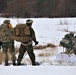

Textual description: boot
[17,62,21,65]
[5,62,9,66]
[32,62,40,66]
[13,61,16,66]
[17,61,26,66]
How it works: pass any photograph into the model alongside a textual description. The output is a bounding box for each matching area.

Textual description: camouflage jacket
[0,23,13,42]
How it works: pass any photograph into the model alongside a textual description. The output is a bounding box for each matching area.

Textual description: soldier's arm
[30,28,37,42]
[30,28,39,45]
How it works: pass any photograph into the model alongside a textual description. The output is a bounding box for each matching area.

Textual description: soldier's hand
[35,41,39,45]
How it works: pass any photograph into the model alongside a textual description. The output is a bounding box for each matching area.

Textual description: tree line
[0,0,76,18]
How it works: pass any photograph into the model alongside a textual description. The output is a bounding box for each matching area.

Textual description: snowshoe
[32,62,41,66]
[5,63,9,66]
[17,62,27,66]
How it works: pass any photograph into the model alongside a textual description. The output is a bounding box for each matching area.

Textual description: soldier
[64,32,74,54]
[72,35,76,55]
[0,20,16,66]
[17,19,39,66]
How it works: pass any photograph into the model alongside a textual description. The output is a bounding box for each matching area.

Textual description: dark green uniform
[17,19,39,65]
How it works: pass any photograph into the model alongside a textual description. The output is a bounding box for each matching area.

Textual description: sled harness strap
[21,42,32,46]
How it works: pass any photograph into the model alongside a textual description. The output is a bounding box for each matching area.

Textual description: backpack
[60,33,74,48]
[60,38,71,48]
[0,24,13,42]
[11,24,32,42]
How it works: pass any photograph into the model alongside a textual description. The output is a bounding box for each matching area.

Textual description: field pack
[60,33,74,48]
[60,38,72,48]
[11,24,32,42]
[0,24,13,42]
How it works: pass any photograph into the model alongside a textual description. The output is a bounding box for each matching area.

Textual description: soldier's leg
[17,44,26,65]
[65,48,71,54]
[74,49,76,55]
[3,47,8,66]
[9,46,16,65]
[26,44,36,65]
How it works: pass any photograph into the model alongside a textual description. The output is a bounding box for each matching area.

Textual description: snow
[0,17,76,75]
[0,66,76,75]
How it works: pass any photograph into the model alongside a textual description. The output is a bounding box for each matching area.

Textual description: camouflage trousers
[17,43,35,64]
[2,41,16,63]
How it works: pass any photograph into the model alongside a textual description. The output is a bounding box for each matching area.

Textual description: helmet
[26,19,33,24]
[3,20,10,24]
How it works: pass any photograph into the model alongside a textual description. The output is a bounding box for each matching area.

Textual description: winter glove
[35,41,39,45]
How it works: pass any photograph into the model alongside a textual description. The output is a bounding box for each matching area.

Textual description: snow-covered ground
[0,17,76,75]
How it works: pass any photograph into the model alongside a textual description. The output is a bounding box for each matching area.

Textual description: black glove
[35,41,39,45]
